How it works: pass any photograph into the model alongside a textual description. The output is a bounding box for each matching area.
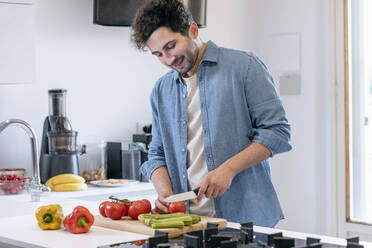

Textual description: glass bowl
[0,175,29,195]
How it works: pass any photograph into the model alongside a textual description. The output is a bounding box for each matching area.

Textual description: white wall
[0,0,337,237]
[254,0,336,236]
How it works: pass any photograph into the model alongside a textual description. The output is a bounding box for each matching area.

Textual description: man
[131,0,291,227]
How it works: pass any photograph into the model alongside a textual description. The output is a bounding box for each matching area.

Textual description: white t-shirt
[183,73,216,217]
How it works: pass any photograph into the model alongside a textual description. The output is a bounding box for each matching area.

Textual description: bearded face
[146,26,199,74]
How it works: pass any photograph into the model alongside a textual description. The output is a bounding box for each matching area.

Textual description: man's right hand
[149,166,174,214]
[152,195,171,214]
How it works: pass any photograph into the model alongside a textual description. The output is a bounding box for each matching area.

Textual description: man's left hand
[196,142,272,201]
[196,161,237,200]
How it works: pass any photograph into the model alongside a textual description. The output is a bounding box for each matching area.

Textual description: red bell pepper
[63,206,94,234]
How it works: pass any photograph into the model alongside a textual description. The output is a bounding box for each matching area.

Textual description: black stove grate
[97,222,362,248]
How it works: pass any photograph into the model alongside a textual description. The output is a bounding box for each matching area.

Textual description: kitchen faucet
[0,119,49,201]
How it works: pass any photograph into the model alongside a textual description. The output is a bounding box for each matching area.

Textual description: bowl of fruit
[0,174,29,195]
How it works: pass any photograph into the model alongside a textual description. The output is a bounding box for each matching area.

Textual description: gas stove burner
[98,222,364,248]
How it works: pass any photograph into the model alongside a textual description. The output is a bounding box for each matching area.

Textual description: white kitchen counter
[1,183,371,248]
[0,215,149,248]
[0,182,157,248]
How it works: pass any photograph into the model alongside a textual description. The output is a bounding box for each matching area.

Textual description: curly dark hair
[131,0,193,51]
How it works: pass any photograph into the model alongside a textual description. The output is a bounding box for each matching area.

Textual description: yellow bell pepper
[35,204,64,230]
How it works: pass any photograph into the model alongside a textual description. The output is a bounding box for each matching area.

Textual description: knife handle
[193,188,200,195]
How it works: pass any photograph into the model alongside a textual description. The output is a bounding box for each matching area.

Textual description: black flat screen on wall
[93,0,207,27]
[93,0,147,26]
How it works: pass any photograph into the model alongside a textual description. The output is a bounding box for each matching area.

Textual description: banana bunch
[46,174,87,192]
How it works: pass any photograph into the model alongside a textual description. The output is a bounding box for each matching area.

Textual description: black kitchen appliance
[106,125,152,182]
[106,142,143,181]
[97,222,363,248]
[39,89,80,184]
[93,0,207,27]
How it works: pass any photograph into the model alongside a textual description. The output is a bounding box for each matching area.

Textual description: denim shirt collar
[172,40,219,83]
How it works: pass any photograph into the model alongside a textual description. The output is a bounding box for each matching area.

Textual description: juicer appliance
[39,89,80,184]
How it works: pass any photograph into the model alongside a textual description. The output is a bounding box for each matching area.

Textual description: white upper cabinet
[0,1,35,84]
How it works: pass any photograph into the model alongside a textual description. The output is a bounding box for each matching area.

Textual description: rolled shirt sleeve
[245,54,292,156]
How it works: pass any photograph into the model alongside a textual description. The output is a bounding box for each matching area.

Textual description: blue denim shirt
[140,41,292,227]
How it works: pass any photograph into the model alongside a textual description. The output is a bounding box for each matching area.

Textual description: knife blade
[164,188,200,202]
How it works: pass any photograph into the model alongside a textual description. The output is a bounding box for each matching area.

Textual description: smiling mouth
[173,56,184,68]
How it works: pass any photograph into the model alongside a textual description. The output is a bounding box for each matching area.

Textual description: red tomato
[99,201,111,217]
[128,200,149,220]
[140,199,151,213]
[131,240,146,246]
[105,202,126,220]
[122,201,131,214]
[168,201,186,214]
[118,201,128,216]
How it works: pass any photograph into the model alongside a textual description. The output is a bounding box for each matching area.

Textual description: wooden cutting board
[94,215,227,238]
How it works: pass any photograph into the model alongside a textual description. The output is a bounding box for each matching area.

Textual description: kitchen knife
[164,188,200,202]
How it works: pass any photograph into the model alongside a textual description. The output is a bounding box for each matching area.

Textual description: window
[346,0,372,224]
